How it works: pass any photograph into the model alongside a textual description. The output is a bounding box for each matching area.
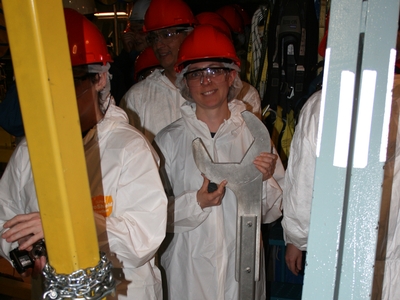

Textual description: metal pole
[113,3,120,55]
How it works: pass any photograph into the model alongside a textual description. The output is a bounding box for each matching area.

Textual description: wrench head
[192,111,271,186]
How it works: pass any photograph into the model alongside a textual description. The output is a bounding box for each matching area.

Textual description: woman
[0,9,167,299]
[154,25,284,300]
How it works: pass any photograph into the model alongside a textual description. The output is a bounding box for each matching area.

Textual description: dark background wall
[185,0,262,16]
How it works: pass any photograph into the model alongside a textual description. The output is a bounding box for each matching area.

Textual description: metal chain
[42,252,116,300]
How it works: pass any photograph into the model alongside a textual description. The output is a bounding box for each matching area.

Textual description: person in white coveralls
[154,25,285,300]
[0,8,167,300]
[282,78,400,300]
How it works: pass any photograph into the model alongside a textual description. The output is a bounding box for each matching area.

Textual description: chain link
[42,252,116,300]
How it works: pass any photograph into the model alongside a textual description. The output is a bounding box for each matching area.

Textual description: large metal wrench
[192,111,271,300]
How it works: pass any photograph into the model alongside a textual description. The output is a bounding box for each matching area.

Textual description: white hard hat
[62,0,96,15]
[129,0,151,22]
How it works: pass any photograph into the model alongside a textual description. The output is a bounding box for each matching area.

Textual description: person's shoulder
[104,118,155,155]
[299,89,322,119]
[246,82,258,94]
[241,83,260,101]
[101,105,146,141]
[155,118,185,144]
[294,90,322,143]
[123,70,170,97]
[5,137,30,171]
[123,77,147,97]
[157,117,185,137]
[13,137,28,155]
[229,99,247,114]
[136,68,165,86]
[120,77,154,109]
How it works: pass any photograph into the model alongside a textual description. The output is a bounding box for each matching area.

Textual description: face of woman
[185,61,235,111]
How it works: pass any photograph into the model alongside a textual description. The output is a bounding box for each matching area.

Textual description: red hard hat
[175,25,240,73]
[134,47,161,80]
[143,0,196,32]
[216,5,244,34]
[64,8,112,66]
[231,4,251,26]
[196,12,232,41]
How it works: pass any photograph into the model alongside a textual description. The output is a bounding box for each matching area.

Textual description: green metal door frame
[304,0,400,299]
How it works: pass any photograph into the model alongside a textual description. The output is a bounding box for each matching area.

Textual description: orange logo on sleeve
[92,195,113,217]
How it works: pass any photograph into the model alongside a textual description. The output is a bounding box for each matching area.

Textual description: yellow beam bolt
[2,0,99,275]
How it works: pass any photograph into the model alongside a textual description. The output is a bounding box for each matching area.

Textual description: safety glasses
[184,67,231,87]
[146,27,189,45]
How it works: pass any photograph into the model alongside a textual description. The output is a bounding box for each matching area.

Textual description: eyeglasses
[146,28,189,45]
[184,67,230,87]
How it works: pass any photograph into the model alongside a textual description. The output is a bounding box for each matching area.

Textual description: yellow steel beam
[2,0,99,274]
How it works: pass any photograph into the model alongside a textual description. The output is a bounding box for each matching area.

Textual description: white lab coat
[282,84,400,299]
[154,100,284,300]
[119,70,262,143]
[0,103,167,300]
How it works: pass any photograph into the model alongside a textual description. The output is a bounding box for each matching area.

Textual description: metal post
[238,215,257,300]
[303,0,400,299]
[113,3,120,55]
[2,0,100,276]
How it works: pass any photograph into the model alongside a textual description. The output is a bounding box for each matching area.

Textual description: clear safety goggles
[184,67,231,87]
[146,27,190,45]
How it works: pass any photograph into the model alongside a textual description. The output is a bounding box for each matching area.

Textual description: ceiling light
[94,12,128,18]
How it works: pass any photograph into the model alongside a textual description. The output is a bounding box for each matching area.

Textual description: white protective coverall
[154,100,284,300]
[0,103,168,300]
[281,90,320,251]
[119,70,262,143]
[282,83,400,299]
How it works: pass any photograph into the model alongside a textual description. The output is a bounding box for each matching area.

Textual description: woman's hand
[253,152,278,181]
[2,212,44,251]
[196,175,227,209]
